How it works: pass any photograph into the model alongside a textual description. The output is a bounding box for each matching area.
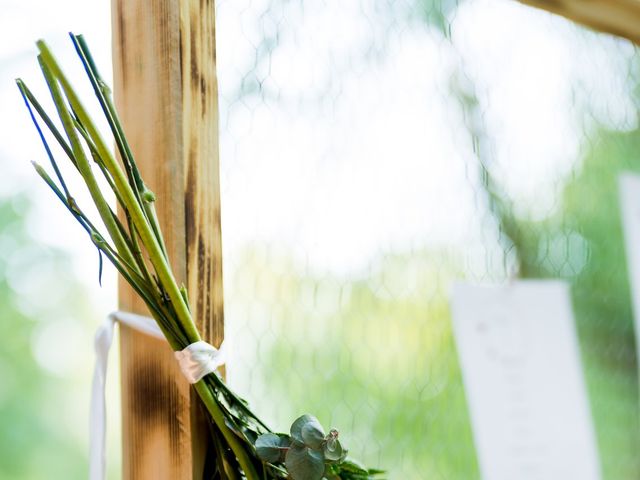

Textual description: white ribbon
[90,311,226,480]
[174,340,227,384]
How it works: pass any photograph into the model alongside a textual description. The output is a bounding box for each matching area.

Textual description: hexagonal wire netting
[214,0,640,478]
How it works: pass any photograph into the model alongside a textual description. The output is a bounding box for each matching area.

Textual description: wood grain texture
[519,0,640,44]
[112,0,223,478]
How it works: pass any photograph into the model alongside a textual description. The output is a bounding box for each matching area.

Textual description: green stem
[73,33,169,261]
[194,381,260,480]
[37,40,199,343]
[16,79,76,167]
[37,56,138,273]
[32,163,153,320]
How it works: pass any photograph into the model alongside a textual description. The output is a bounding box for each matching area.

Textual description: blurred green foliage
[231,19,640,475]
[0,196,91,479]
[244,249,479,478]
[242,122,640,479]
[507,126,640,479]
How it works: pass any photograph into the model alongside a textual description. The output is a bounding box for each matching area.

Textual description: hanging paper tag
[619,173,640,356]
[451,281,601,480]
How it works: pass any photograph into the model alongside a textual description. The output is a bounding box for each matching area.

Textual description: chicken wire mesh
[214,0,640,478]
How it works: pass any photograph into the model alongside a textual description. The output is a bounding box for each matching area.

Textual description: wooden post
[111,1,223,478]
[518,0,640,45]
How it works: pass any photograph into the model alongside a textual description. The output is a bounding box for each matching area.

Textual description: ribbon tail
[88,310,223,480]
[89,317,115,480]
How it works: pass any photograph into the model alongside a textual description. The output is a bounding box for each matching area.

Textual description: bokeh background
[1,0,640,478]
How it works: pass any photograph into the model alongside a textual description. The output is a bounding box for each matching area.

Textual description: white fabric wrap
[174,340,227,384]
[90,311,225,480]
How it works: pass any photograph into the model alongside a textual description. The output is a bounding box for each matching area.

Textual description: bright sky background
[1,0,635,293]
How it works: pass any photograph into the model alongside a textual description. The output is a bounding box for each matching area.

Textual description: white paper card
[619,173,640,357]
[451,281,600,480]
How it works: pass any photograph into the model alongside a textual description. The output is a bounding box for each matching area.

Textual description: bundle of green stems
[17,33,281,480]
[18,34,382,480]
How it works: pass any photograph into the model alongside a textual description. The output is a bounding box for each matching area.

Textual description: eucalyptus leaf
[285,444,325,480]
[301,422,326,450]
[323,438,344,462]
[255,433,289,463]
[290,414,324,445]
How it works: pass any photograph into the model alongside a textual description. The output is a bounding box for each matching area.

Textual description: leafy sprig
[256,415,383,480]
[17,33,383,480]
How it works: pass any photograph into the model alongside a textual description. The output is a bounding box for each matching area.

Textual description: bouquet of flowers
[17,34,384,480]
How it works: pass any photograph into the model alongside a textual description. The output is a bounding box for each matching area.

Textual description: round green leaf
[301,422,326,450]
[290,414,324,445]
[255,433,289,463]
[285,444,325,480]
[323,437,344,462]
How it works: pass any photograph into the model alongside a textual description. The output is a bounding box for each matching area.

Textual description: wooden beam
[519,0,640,44]
[111,1,223,478]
